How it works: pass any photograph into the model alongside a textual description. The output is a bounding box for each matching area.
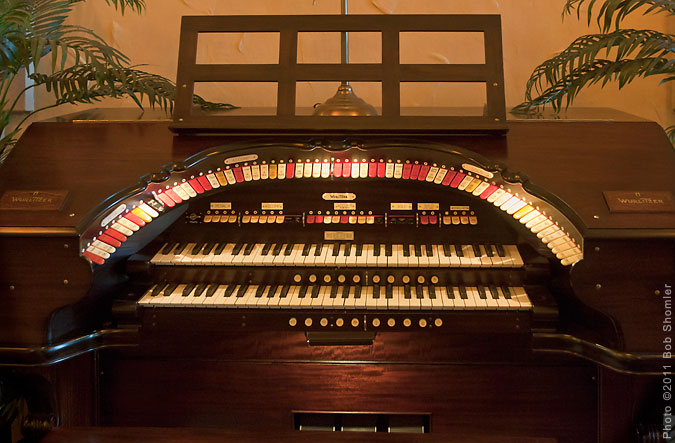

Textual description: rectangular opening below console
[294,411,430,433]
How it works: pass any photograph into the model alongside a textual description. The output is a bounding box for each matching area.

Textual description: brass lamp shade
[312,83,378,116]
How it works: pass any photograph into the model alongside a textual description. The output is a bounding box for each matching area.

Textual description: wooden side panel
[0,236,92,345]
[100,356,597,443]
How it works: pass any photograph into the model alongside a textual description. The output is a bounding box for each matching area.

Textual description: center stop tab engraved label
[261,202,283,210]
[324,231,355,241]
[322,193,356,201]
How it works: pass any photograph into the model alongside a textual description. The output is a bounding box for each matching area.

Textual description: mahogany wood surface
[41,427,558,443]
[98,357,596,442]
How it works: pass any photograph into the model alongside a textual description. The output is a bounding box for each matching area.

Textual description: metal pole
[341,0,348,85]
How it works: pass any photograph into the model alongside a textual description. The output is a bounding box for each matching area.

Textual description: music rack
[171,14,507,135]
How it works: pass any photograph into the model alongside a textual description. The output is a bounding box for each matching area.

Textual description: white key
[283,243,304,265]
[272,244,288,266]
[261,244,277,265]
[468,287,487,310]
[287,286,302,309]
[429,286,443,309]
[277,286,295,309]
[335,244,348,266]
[428,245,441,267]
[234,285,255,307]
[408,286,421,310]
[247,243,267,266]
[420,286,433,309]
[170,244,193,264]
[177,284,196,304]
[407,245,419,267]
[418,246,430,267]
[398,286,411,310]
[218,285,240,307]
[266,286,282,309]
[311,286,328,308]
[354,286,367,308]
[345,244,358,266]
[137,287,156,306]
[504,245,524,267]
[437,286,454,310]
[316,243,331,267]
[360,244,373,267]
[489,287,510,309]
[481,287,499,309]
[344,286,357,309]
[376,286,388,309]
[365,286,377,310]
[478,245,492,267]
[212,243,236,265]
[388,245,400,267]
[300,286,314,307]
[460,245,480,267]
[203,285,226,307]
[375,244,388,267]
[389,286,402,310]
[303,244,318,266]
[397,245,410,267]
[254,286,271,307]
[511,287,532,310]
[452,286,466,310]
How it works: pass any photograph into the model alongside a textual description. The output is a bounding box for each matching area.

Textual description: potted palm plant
[513,0,674,143]
[0,0,233,162]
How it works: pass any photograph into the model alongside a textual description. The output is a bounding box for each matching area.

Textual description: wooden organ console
[1,14,674,443]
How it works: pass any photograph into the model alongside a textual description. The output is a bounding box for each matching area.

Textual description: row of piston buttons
[289,317,444,328]
[293,274,441,285]
[442,211,477,225]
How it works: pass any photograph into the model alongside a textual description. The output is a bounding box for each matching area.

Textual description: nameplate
[0,190,68,211]
[324,231,354,241]
[603,191,674,213]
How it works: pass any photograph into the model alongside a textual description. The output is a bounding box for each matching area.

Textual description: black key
[489,285,500,299]
[416,285,424,299]
[355,243,363,256]
[194,284,207,297]
[224,285,236,297]
[344,243,352,256]
[386,285,393,299]
[442,244,451,257]
[267,285,278,298]
[261,243,272,256]
[455,245,464,257]
[459,286,468,299]
[236,284,249,297]
[429,285,436,299]
[298,285,308,298]
[243,243,255,256]
[472,244,481,257]
[496,244,506,257]
[214,243,226,255]
[385,244,392,256]
[205,284,218,297]
[403,244,411,257]
[314,243,323,257]
[191,243,204,255]
[373,285,380,299]
[425,244,433,257]
[163,283,177,296]
[231,243,245,255]
[173,243,187,255]
[255,285,266,298]
[330,286,338,299]
[332,243,341,257]
[373,243,381,257]
[182,284,195,297]
[446,286,455,299]
[501,286,512,299]
[280,285,290,298]
[160,242,175,254]
[484,245,494,258]
[311,286,320,298]
[272,243,283,256]
[404,285,411,299]
[202,243,215,255]
[354,286,362,299]
[341,286,350,299]
[151,282,168,296]
[302,243,311,256]
[414,244,422,257]
[477,286,487,299]
[283,243,294,256]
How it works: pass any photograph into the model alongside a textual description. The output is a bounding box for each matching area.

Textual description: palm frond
[563,0,675,32]
[514,56,671,112]
[522,29,674,103]
[68,0,146,14]
[667,125,675,144]
[30,65,237,112]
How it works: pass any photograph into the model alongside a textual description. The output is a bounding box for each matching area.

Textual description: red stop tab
[450,172,465,188]
[198,176,212,191]
[418,165,430,181]
[83,251,105,265]
[189,178,204,194]
[98,233,121,247]
[124,212,146,227]
[377,162,386,177]
[442,170,456,186]
[402,163,412,179]
[104,228,127,242]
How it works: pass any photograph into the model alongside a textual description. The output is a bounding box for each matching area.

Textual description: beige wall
[26,0,675,132]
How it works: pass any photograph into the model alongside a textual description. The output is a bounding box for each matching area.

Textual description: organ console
[1,13,674,443]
